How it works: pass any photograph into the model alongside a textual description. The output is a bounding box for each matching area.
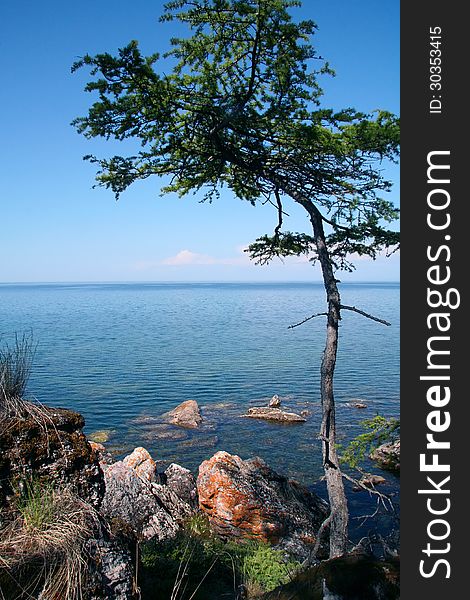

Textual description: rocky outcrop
[243,406,306,423]
[165,400,203,429]
[0,405,104,510]
[370,440,400,473]
[261,554,400,600]
[269,394,281,408]
[197,451,328,559]
[100,448,197,541]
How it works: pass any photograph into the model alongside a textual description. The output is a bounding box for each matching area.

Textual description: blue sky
[0,0,399,283]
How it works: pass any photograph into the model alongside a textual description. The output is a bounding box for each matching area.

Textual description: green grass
[16,476,55,532]
[140,517,300,599]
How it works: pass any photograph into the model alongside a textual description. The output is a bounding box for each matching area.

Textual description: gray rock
[101,449,197,541]
[162,463,198,509]
[87,534,135,600]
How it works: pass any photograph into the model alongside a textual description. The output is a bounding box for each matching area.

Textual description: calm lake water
[0,282,399,488]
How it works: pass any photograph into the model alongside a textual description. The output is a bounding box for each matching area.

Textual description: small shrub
[140,521,301,599]
[184,512,212,538]
[238,541,300,594]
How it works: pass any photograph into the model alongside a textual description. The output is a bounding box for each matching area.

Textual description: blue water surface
[0,282,399,486]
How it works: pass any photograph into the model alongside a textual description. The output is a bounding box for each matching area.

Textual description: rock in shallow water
[370,440,400,473]
[164,399,203,429]
[243,406,306,422]
[197,451,328,559]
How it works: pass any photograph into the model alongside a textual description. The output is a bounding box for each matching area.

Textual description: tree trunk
[219,160,350,557]
[261,171,350,557]
[303,202,349,558]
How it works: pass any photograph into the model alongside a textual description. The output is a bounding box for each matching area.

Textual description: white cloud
[161,250,219,266]
[135,248,251,271]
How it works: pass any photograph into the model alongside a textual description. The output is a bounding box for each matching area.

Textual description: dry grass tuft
[0,481,100,600]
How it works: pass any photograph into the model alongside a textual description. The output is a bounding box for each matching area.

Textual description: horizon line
[0,279,400,285]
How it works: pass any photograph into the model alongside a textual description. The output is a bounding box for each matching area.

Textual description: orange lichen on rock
[197,451,328,557]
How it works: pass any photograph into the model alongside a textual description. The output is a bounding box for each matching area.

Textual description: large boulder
[100,448,197,541]
[197,451,328,559]
[0,405,104,510]
[370,440,400,473]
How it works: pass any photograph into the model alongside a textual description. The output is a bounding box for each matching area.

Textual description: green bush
[238,541,300,594]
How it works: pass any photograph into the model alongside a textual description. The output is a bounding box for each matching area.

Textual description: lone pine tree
[72,0,399,557]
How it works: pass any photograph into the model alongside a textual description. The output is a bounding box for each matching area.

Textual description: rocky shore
[0,399,400,599]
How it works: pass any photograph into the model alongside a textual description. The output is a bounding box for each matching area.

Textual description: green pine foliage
[339,416,400,470]
[72,0,399,274]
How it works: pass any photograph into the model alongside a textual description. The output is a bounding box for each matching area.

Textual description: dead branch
[341,472,394,511]
[310,513,333,561]
[340,305,391,326]
[288,312,328,329]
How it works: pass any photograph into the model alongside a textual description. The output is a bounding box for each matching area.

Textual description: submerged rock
[243,406,306,423]
[370,440,400,473]
[165,400,203,429]
[101,448,197,541]
[88,429,114,443]
[177,434,219,449]
[197,451,328,559]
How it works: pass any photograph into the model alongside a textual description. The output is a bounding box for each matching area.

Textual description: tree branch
[340,305,391,326]
[288,312,328,329]
[341,472,393,510]
[309,513,333,562]
[273,188,283,244]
